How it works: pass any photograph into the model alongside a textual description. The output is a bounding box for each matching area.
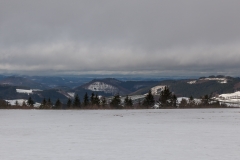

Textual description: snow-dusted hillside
[177,97,201,104]
[16,89,33,94]
[5,99,41,107]
[218,91,240,100]
[200,77,228,83]
[85,82,119,94]
[6,99,28,106]
[151,85,166,95]
[187,78,228,84]
[187,80,197,84]
[67,92,75,98]
[214,91,240,106]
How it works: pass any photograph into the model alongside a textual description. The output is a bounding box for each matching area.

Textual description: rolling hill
[1,75,240,105]
[0,76,49,90]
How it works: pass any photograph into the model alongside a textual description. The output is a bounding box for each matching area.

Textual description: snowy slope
[187,78,228,84]
[202,77,228,83]
[151,85,166,95]
[16,89,33,94]
[5,99,28,106]
[177,97,201,104]
[85,81,119,94]
[5,99,41,107]
[214,91,240,106]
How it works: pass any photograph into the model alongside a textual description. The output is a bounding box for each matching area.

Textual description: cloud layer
[1,0,240,76]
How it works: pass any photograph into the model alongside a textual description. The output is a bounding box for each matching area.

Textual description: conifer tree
[189,95,194,101]
[40,98,50,109]
[142,90,155,108]
[42,98,47,106]
[124,95,129,107]
[188,95,195,107]
[67,98,72,108]
[94,94,100,106]
[138,99,141,107]
[22,101,27,107]
[101,97,107,107]
[55,99,62,109]
[15,100,19,106]
[110,94,121,109]
[179,98,188,108]
[124,95,133,108]
[171,94,177,107]
[73,94,81,108]
[27,96,34,106]
[128,98,133,107]
[201,94,209,106]
[83,92,89,107]
[0,99,9,108]
[47,98,52,106]
[90,93,95,105]
[159,86,172,107]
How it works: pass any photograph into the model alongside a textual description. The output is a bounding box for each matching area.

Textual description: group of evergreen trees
[0,97,35,109]
[37,92,134,109]
[178,94,223,108]
[39,98,54,109]
[141,86,177,108]
[124,95,133,108]
[142,90,155,108]
[3,86,227,109]
[30,87,176,109]
[109,94,121,109]
[159,86,177,107]
[38,93,108,109]
[108,94,133,109]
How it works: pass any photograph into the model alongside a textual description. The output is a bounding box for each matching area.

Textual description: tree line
[0,86,229,109]
[34,86,178,109]
[36,92,132,109]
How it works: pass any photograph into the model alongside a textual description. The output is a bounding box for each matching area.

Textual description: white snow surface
[187,80,197,84]
[1,109,240,160]
[16,89,33,94]
[33,103,41,108]
[5,100,41,108]
[213,91,240,106]
[151,85,166,95]
[177,97,202,104]
[5,99,28,106]
[120,95,145,104]
[67,92,75,98]
[218,91,240,100]
[200,78,228,83]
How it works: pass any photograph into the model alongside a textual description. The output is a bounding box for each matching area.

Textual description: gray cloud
[1,0,240,76]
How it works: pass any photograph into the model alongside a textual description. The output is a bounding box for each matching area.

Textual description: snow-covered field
[1,109,240,160]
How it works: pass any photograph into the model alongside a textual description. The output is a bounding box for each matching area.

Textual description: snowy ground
[0,109,240,160]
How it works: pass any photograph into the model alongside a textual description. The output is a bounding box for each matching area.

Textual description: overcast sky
[1,0,240,77]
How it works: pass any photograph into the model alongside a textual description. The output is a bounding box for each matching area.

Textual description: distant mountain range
[0,76,49,90]
[0,75,239,104]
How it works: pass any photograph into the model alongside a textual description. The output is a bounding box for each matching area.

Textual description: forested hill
[130,76,240,98]
[0,75,239,103]
[159,76,240,98]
